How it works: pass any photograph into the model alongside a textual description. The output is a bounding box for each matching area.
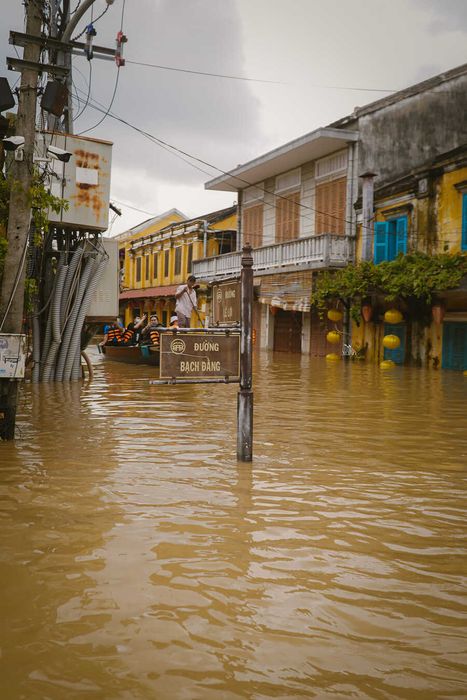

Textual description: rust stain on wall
[71,148,103,220]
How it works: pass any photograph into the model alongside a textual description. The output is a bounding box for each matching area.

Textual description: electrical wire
[110,199,156,216]
[71,2,110,41]
[77,67,120,135]
[73,60,92,122]
[77,0,126,136]
[125,59,287,85]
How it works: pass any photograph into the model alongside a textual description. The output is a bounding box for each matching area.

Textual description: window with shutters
[164,250,170,278]
[243,204,263,248]
[462,193,467,251]
[135,257,142,283]
[315,177,347,235]
[275,191,300,243]
[153,252,158,280]
[186,243,193,274]
[145,255,150,281]
[174,247,182,276]
[373,216,408,263]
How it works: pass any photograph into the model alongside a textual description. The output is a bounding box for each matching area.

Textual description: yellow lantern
[326,330,340,344]
[326,353,340,361]
[327,309,343,322]
[380,360,395,369]
[384,308,403,324]
[383,334,401,350]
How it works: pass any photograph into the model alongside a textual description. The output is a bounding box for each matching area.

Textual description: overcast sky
[1,0,466,235]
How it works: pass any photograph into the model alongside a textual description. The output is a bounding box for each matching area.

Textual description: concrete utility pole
[0,0,44,439]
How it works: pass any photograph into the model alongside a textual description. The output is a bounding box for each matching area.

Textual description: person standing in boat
[175,275,198,328]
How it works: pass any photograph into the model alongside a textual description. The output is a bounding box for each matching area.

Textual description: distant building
[119,206,237,326]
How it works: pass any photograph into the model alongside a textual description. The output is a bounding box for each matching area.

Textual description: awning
[258,271,313,312]
[119,284,179,300]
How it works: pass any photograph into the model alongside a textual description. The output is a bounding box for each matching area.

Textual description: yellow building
[119,206,237,327]
[352,148,467,370]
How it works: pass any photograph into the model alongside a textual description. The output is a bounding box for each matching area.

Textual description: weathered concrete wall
[358,73,467,188]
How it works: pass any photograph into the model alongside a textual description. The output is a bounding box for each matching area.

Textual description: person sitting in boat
[120,315,146,346]
[100,319,123,347]
[169,313,179,329]
[140,314,163,347]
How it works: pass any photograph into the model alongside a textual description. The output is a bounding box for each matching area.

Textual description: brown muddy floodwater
[1,348,466,699]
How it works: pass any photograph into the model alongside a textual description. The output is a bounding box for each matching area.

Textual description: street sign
[212,281,241,325]
[160,332,240,380]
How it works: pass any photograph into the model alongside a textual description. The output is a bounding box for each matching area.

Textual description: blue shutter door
[462,194,467,251]
[383,323,406,364]
[442,322,467,370]
[374,222,388,263]
[395,217,408,255]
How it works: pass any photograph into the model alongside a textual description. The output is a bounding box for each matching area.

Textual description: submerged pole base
[237,389,253,462]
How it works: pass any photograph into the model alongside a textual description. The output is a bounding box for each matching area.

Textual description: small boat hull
[101,344,160,366]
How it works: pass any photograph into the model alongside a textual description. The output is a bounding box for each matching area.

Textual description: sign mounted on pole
[159,332,240,380]
[212,281,241,325]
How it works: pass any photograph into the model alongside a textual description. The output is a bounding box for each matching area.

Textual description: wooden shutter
[395,217,408,255]
[243,204,263,248]
[374,222,388,263]
[315,177,346,235]
[275,191,300,243]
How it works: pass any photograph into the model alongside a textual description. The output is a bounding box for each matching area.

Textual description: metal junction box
[0,334,27,378]
[37,131,112,231]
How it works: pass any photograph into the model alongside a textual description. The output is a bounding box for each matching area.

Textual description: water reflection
[0,349,466,698]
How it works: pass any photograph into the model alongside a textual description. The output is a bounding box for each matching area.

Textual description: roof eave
[205,127,359,192]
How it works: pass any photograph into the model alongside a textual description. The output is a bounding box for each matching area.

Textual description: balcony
[192,233,354,281]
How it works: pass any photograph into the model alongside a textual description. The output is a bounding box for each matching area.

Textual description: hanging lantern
[361,304,373,322]
[326,353,340,362]
[326,330,340,344]
[380,359,395,369]
[431,303,445,325]
[384,308,403,324]
[383,334,401,350]
[327,309,343,322]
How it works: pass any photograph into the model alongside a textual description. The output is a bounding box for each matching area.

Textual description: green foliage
[24,277,38,312]
[29,177,67,241]
[311,253,467,320]
[0,171,67,238]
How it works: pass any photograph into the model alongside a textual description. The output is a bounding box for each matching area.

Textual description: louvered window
[275,191,300,242]
[174,247,182,276]
[243,204,263,248]
[315,177,346,235]
[374,217,407,263]
[135,257,142,283]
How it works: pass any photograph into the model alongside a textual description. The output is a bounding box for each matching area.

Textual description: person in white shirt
[175,275,198,328]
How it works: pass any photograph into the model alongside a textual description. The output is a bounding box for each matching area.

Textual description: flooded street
[1,349,466,699]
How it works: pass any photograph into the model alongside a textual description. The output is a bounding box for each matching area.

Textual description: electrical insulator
[84,23,96,61]
[115,30,127,67]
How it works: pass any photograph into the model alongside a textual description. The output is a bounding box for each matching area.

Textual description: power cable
[110,199,156,216]
[73,60,92,122]
[71,2,110,41]
[77,0,125,135]
[125,59,286,85]
[125,59,395,92]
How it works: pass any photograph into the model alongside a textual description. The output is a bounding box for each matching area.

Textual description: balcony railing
[192,233,354,281]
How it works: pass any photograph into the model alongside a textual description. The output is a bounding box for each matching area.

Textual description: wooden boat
[100,344,160,366]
